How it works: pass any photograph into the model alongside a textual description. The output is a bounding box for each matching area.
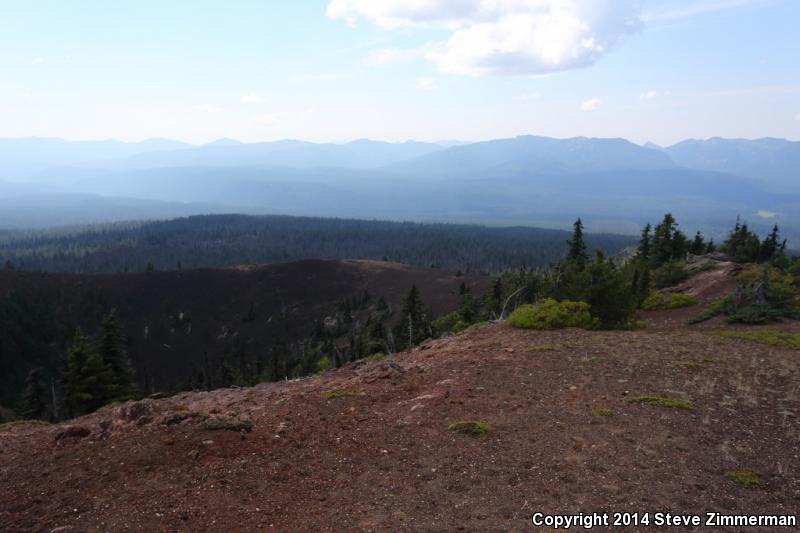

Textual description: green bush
[652,261,690,289]
[641,291,699,310]
[432,311,471,336]
[508,299,596,330]
[717,330,800,349]
[687,294,733,324]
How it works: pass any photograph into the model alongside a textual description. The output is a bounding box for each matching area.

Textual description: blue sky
[1,0,798,144]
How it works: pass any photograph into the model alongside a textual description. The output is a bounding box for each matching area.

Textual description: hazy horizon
[4,0,799,145]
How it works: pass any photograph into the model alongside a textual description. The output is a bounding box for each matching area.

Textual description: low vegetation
[641,291,698,310]
[592,407,614,417]
[630,396,695,411]
[0,419,51,432]
[716,330,800,350]
[323,390,353,400]
[724,468,762,487]
[509,299,595,330]
[527,344,561,352]
[448,420,493,436]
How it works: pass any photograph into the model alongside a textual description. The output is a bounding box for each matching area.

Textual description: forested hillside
[0,260,488,417]
[0,214,635,274]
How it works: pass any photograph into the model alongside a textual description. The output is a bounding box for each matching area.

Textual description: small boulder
[54,426,91,443]
[202,414,253,432]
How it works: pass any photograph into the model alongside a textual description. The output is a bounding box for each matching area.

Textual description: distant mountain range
[0,135,797,240]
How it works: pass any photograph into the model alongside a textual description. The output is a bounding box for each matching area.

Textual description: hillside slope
[2,314,798,531]
[0,259,488,408]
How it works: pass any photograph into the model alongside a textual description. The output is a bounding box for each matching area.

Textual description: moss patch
[0,419,51,431]
[324,390,353,400]
[716,330,800,349]
[642,291,699,311]
[527,344,561,352]
[725,468,762,487]
[448,420,492,436]
[508,299,595,330]
[592,407,614,417]
[630,395,695,411]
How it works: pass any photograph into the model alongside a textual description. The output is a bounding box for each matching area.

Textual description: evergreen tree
[20,367,48,420]
[638,224,652,261]
[393,285,430,350]
[758,224,785,263]
[721,218,761,263]
[96,310,137,399]
[565,218,588,268]
[63,328,115,416]
[689,231,707,255]
[649,213,690,268]
[583,250,637,329]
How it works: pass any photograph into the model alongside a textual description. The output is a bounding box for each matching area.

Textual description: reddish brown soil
[3,314,800,532]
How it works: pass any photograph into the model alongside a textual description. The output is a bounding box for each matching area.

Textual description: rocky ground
[2,263,799,532]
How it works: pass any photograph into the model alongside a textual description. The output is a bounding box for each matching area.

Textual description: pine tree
[63,328,115,416]
[393,285,430,350]
[689,231,706,255]
[638,224,652,261]
[566,218,588,268]
[96,310,137,400]
[721,218,761,263]
[650,213,689,267]
[20,367,48,420]
[758,225,784,262]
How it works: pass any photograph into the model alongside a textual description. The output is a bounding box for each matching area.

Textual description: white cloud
[31,56,46,65]
[580,97,602,111]
[291,73,349,82]
[193,104,225,114]
[643,0,762,23]
[328,1,643,76]
[513,92,543,101]
[639,90,659,100]
[253,113,282,124]
[363,43,433,66]
[757,210,777,219]
[241,93,271,104]
[416,76,437,91]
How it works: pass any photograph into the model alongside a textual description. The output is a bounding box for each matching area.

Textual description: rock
[115,399,157,423]
[161,412,204,426]
[202,414,253,432]
[54,426,91,443]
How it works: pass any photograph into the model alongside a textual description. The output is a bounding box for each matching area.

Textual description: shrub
[323,390,352,400]
[716,330,800,349]
[0,419,51,432]
[629,395,695,411]
[641,291,699,310]
[724,267,800,324]
[725,468,762,487]
[508,299,596,330]
[652,261,690,289]
[448,420,492,435]
[687,294,733,324]
[432,311,471,336]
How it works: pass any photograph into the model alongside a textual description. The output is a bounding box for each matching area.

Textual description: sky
[1,0,799,145]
